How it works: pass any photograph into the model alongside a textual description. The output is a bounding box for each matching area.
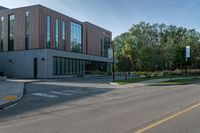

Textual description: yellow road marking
[3,95,17,101]
[135,102,200,133]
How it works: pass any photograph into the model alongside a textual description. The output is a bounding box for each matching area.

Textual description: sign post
[185,46,190,76]
[186,46,190,61]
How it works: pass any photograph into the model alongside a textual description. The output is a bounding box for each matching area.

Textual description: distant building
[0,5,112,78]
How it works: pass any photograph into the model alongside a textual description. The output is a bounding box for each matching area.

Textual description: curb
[0,83,26,110]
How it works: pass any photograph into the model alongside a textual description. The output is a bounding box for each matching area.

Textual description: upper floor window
[46,16,51,48]
[25,11,30,50]
[103,32,111,57]
[55,18,59,49]
[62,21,66,50]
[70,22,82,53]
[0,16,4,52]
[8,14,15,51]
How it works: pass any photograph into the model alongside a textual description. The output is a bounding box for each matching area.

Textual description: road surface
[0,77,200,133]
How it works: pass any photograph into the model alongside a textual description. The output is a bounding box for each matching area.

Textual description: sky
[0,0,200,38]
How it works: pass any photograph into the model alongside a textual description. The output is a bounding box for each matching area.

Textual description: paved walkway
[0,80,24,109]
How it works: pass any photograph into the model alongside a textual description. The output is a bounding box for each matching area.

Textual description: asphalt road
[0,77,200,133]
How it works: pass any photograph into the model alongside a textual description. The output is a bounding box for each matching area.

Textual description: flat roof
[0,4,111,33]
[0,6,8,10]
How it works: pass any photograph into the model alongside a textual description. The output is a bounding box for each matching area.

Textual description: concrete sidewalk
[0,81,24,109]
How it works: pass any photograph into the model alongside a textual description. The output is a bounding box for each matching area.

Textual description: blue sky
[0,0,200,38]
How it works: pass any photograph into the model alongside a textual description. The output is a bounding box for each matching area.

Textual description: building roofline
[0,4,111,33]
[0,6,8,10]
[0,4,41,12]
[0,4,83,25]
[84,21,112,34]
[37,4,84,24]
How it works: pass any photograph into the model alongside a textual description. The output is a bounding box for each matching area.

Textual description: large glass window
[85,61,109,75]
[71,59,75,74]
[53,57,57,75]
[57,57,61,75]
[101,38,103,56]
[52,57,110,75]
[64,58,67,74]
[0,16,4,52]
[53,57,82,75]
[8,14,15,51]
[53,57,111,75]
[47,16,51,48]
[55,18,59,49]
[62,21,66,50]
[25,11,30,50]
[70,22,82,53]
[103,32,111,57]
[69,59,72,74]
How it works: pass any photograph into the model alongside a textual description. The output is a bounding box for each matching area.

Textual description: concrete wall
[0,49,46,78]
[0,49,112,79]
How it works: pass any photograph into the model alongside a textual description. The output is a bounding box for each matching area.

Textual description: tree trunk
[125,72,128,80]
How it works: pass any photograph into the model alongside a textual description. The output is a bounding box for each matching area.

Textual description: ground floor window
[53,56,111,75]
[53,56,85,75]
[85,61,108,75]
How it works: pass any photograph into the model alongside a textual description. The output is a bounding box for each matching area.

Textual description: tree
[113,22,200,76]
[117,55,132,80]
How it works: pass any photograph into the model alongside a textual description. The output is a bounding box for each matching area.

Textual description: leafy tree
[113,22,200,75]
[117,55,132,80]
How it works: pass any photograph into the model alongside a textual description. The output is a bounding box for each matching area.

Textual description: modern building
[0,6,8,11]
[0,5,112,79]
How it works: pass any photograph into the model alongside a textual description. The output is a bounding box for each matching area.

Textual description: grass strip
[115,77,157,85]
[151,77,200,86]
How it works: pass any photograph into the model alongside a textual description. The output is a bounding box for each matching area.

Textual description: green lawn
[114,76,200,85]
[151,77,200,86]
[114,77,157,85]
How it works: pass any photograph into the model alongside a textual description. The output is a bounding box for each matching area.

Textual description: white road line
[32,93,58,98]
[63,90,88,94]
[49,91,73,96]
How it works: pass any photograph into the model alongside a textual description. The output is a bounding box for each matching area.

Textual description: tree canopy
[114,22,200,73]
